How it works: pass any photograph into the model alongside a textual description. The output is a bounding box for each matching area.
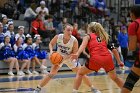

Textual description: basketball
[50,52,63,65]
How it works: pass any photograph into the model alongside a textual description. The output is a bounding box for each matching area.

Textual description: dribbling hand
[119,61,124,67]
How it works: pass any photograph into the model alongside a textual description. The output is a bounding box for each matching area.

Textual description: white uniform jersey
[57,34,76,56]
[0,43,11,49]
[22,43,33,50]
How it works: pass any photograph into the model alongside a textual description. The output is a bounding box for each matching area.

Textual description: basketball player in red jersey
[121,5,140,93]
[71,22,124,93]
[34,24,101,93]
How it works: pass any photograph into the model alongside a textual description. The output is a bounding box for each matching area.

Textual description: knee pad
[48,74,55,78]
[123,71,139,91]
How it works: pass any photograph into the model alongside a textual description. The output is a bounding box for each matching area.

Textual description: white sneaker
[40,65,47,69]
[98,68,105,73]
[91,88,101,93]
[20,71,25,75]
[41,70,49,74]
[8,71,14,76]
[26,70,32,75]
[17,71,25,76]
[32,71,39,75]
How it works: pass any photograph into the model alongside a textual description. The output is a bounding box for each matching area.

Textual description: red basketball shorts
[85,54,115,72]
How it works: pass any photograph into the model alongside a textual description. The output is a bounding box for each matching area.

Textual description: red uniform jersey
[128,18,140,67]
[85,33,114,72]
[87,33,110,56]
[128,18,140,44]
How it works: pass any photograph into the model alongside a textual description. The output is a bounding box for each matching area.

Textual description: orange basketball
[50,52,63,65]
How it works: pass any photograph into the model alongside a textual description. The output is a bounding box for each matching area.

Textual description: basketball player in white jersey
[34,24,101,93]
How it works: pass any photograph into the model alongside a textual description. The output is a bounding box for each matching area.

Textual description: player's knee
[123,71,139,91]
[77,72,85,77]
[11,58,16,62]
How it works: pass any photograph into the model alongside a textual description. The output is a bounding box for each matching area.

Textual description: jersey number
[96,37,101,42]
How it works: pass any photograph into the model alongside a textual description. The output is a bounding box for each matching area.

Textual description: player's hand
[50,50,55,55]
[118,61,124,67]
[71,53,79,60]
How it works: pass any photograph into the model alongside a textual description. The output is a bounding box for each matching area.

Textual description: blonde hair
[88,22,109,43]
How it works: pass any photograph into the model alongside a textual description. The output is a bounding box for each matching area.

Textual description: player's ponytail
[88,22,109,44]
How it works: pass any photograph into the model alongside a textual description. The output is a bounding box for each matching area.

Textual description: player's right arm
[49,35,58,54]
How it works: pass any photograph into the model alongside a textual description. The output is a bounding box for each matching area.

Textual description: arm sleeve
[107,41,116,51]
[30,8,37,17]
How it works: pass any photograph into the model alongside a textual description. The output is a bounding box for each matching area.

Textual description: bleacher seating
[0,58,85,74]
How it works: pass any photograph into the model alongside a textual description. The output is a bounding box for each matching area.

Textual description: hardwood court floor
[0,71,140,93]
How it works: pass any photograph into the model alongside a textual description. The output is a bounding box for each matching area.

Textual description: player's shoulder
[71,35,77,40]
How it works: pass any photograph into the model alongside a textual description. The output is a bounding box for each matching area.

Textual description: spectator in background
[102,15,110,34]
[95,0,108,15]
[72,23,82,45]
[44,15,55,31]
[0,36,21,76]
[24,3,37,31]
[88,0,96,6]
[58,17,68,34]
[13,37,32,75]
[118,26,128,63]
[23,34,47,74]
[5,23,15,47]
[1,15,8,33]
[44,15,56,39]
[15,26,26,41]
[24,3,37,21]
[36,1,49,16]
[0,23,4,43]
[72,23,80,39]
[31,11,50,39]
[78,23,88,38]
